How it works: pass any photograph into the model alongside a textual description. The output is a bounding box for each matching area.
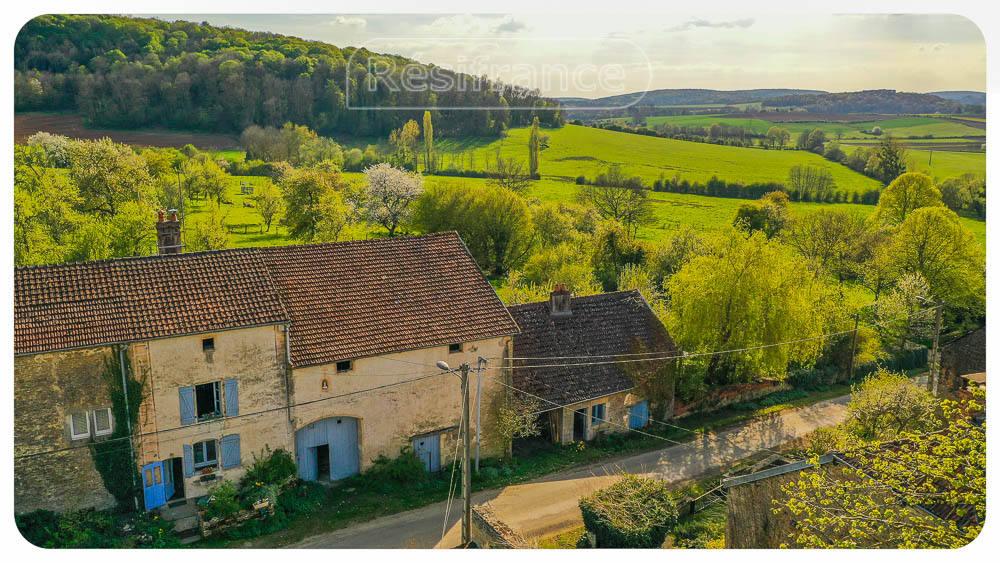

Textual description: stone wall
[14,347,119,513]
[289,336,511,471]
[470,503,528,548]
[674,380,787,418]
[553,390,641,445]
[940,327,986,395]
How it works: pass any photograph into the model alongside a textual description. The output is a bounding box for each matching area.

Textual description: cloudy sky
[153,13,986,99]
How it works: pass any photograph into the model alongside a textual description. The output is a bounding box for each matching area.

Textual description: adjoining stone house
[723,447,981,548]
[14,217,518,514]
[939,326,985,398]
[506,286,676,445]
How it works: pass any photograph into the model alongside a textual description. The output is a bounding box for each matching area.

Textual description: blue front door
[142,461,166,510]
[413,435,441,472]
[629,402,649,429]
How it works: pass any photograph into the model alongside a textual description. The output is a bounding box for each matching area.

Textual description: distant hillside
[929,91,986,106]
[561,88,826,108]
[14,14,561,138]
[766,89,972,114]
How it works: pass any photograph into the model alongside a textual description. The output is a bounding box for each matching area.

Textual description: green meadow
[838,145,986,182]
[617,114,984,140]
[198,124,984,250]
[434,124,883,195]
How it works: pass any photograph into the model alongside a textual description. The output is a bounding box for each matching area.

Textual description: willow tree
[666,228,835,384]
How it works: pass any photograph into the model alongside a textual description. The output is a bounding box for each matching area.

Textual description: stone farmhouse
[507,286,676,445]
[14,215,519,514]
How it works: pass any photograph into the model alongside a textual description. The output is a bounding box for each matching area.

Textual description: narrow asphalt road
[289,391,855,548]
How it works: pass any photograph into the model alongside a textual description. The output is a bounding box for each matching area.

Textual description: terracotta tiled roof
[507,290,676,406]
[15,232,519,363]
[259,232,518,367]
[14,249,288,355]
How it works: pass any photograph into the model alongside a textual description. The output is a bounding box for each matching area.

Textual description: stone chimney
[549,283,572,317]
[156,209,182,255]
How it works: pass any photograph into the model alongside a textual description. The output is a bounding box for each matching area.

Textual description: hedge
[578,474,678,548]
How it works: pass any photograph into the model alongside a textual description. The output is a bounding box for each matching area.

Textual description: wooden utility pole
[929,302,944,397]
[475,357,485,473]
[848,314,860,381]
[460,363,472,547]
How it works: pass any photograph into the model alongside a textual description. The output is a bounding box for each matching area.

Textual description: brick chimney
[549,283,572,317]
[156,209,182,255]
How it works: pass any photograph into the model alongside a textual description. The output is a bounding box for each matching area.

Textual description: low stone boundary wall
[673,380,788,418]
[470,503,528,548]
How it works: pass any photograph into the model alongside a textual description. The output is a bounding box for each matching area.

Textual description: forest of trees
[14,15,563,137]
[766,89,979,114]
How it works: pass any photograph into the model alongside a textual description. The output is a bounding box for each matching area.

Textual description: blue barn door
[629,401,650,429]
[327,417,359,480]
[295,417,359,482]
[142,461,166,510]
[412,434,441,472]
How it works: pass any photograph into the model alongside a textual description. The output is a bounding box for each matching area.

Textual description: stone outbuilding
[506,287,676,445]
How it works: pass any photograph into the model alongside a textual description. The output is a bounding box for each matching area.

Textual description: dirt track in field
[14,112,240,149]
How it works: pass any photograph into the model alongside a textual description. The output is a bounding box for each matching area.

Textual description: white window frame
[92,407,114,437]
[195,381,222,421]
[69,412,91,440]
[193,439,219,469]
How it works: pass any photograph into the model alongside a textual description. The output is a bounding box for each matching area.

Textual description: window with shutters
[92,407,114,436]
[69,412,90,440]
[193,439,218,469]
[195,382,221,421]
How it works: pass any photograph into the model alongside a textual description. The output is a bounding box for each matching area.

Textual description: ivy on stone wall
[89,346,146,510]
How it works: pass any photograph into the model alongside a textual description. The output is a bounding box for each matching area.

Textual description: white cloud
[666,18,755,32]
[328,16,367,29]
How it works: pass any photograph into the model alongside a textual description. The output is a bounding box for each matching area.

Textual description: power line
[492,376,686,446]
[15,370,450,461]
[491,305,937,367]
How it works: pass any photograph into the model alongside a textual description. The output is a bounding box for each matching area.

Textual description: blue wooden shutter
[183,444,194,478]
[179,386,195,425]
[224,379,239,417]
[221,434,241,470]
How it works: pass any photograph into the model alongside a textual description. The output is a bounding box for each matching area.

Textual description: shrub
[223,480,327,540]
[15,508,180,548]
[362,446,429,486]
[239,446,297,489]
[579,474,678,548]
[672,506,725,548]
[203,480,241,520]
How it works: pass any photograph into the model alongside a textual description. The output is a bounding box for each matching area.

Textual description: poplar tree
[528,116,541,176]
[422,110,434,173]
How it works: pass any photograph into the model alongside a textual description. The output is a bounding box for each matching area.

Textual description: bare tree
[487,154,531,193]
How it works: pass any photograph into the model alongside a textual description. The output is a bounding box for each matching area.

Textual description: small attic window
[202,338,215,352]
[449,343,462,354]
[336,360,353,373]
